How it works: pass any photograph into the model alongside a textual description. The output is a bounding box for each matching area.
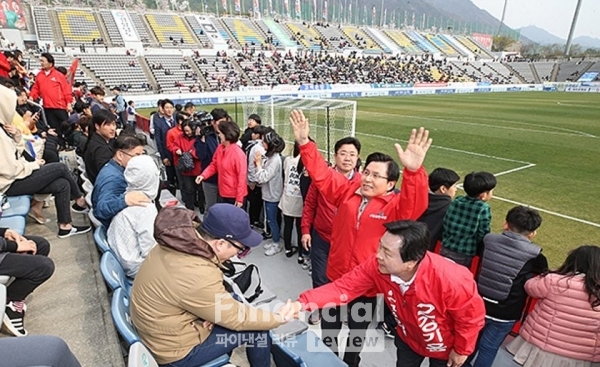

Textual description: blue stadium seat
[94,225,111,253]
[111,288,140,345]
[100,251,131,294]
[128,341,230,367]
[0,284,5,321]
[2,195,31,218]
[271,330,348,367]
[0,216,26,235]
[88,209,102,228]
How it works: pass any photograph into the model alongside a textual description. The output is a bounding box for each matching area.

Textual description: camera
[189,110,214,136]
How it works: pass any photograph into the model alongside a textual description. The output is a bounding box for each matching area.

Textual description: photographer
[196,119,247,208]
[193,108,227,211]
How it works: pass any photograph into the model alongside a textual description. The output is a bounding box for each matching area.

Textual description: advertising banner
[112,10,139,42]
[0,0,26,29]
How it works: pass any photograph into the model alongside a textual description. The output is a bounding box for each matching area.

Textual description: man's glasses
[224,238,250,259]
[362,169,388,181]
[119,150,144,158]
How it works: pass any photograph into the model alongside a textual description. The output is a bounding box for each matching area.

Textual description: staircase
[229,57,251,85]
[502,63,526,83]
[529,63,541,83]
[211,18,241,49]
[138,57,159,91]
[184,56,210,90]
[48,9,65,46]
[550,64,560,82]
[73,57,105,87]
[94,12,113,47]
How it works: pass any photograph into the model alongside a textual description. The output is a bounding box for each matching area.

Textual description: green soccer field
[139,92,600,266]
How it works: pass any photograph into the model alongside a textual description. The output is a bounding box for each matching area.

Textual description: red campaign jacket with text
[29,68,73,110]
[299,141,429,296]
[299,253,486,360]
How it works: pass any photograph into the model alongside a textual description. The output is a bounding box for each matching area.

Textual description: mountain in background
[519,25,600,48]
[519,25,565,45]
[572,35,600,49]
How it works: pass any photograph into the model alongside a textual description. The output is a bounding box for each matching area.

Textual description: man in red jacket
[290,109,431,367]
[294,221,486,367]
[300,136,362,323]
[29,53,73,130]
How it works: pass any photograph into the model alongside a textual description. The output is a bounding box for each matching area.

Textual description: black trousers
[44,108,69,131]
[5,163,82,224]
[0,236,55,301]
[395,333,447,367]
[246,184,262,225]
[320,295,377,367]
[283,215,307,258]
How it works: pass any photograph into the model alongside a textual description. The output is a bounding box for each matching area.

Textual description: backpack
[221,260,264,303]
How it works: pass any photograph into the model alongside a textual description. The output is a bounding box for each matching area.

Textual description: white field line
[400,114,597,138]
[493,163,537,177]
[356,129,600,228]
[491,196,600,229]
[355,131,533,165]
[357,110,596,138]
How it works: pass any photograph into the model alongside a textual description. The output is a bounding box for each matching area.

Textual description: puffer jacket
[519,274,600,362]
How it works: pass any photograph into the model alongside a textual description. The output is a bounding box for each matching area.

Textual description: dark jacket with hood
[130,207,284,365]
[418,192,452,251]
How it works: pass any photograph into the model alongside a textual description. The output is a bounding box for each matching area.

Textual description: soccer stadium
[0,0,599,366]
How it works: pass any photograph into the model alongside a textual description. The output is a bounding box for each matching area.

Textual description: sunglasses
[224,238,250,259]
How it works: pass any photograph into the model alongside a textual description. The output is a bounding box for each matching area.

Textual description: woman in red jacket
[196,120,247,207]
[506,245,600,367]
[170,119,201,210]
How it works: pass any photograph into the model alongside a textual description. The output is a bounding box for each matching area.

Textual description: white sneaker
[265,243,283,256]
[263,241,273,250]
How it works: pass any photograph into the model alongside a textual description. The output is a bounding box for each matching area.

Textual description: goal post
[242,97,357,161]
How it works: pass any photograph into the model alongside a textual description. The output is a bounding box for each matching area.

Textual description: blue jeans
[160,325,272,367]
[309,228,330,288]
[467,318,516,367]
[264,201,280,243]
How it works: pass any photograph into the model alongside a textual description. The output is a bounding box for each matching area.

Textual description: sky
[470,0,599,40]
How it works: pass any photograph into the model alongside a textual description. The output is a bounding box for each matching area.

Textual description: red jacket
[201,143,248,202]
[300,169,361,243]
[168,129,201,176]
[0,53,10,78]
[300,141,428,295]
[299,253,485,360]
[30,68,73,109]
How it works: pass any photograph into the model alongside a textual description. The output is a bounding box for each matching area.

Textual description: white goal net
[242,97,357,161]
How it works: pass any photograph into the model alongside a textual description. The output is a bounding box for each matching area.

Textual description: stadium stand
[99,10,125,46]
[312,23,354,52]
[209,17,234,43]
[425,34,460,57]
[184,15,213,48]
[56,8,103,47]
[383,29,422,54]
[532,61,555,82]
[362,28,393,53]
[493,62,521,83]
[145,54,203,93]
[31,6,55,43]
[221,18,267,50]
[144,13,196,48]
[341,26,383,53]
[78,54,150,93]
[286,22,322,50]
[127,11,153,45]
[191,54,242,91]
[556,60,594,81]
[405,30,438,53]
[482,63,516,84]
[453,35,495,59]
[233,52,280,86]
[254,19,286,48]
[507,61,536,84]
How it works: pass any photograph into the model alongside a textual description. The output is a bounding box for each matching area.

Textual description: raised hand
[394,127,432,172]
[289,109,310,145]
